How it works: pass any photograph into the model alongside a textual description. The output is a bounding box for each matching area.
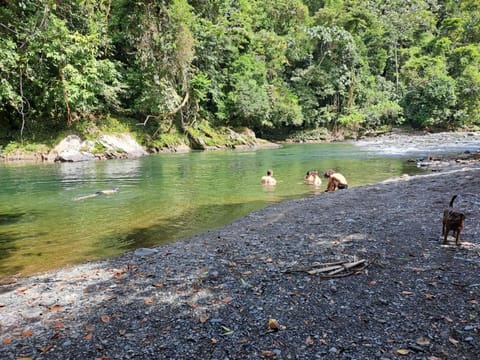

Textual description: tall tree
[112,0,200,133]
[401,55,457,128]
[0,0,122,139]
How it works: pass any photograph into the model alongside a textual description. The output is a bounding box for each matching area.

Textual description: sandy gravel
[1,136,480,359]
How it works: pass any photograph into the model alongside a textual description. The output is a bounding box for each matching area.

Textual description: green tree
[221,54,270,128]
[374,0,438,94]
[401,56,457,128]
[290,24,359,129]
[111,0,199,134]
[0,0,122,140]
[191,0,306,133]
[3,0,480,146]
[0,37,21,135]
[438,0,480,126]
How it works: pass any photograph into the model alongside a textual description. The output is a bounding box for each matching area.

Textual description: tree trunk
[59,67,72,126]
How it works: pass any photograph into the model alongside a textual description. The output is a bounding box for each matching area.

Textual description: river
[0,142,431,277]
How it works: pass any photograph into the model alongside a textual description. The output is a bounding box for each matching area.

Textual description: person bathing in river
[74,187,119,201]
[304,170,322,186]
[324,169,348,192]
[261,169,277,186]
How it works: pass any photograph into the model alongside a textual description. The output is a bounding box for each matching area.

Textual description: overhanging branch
[137,90,190,127]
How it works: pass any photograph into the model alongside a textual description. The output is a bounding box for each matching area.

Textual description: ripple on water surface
[0,141,446,277]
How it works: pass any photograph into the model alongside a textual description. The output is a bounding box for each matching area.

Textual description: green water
[0,142,424,277]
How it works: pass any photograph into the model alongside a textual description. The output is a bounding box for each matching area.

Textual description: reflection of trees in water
[0,143,436,278]
[58,160,142,187]
[111,201,266,251]
[0,212,27,225]
[0,211,43,276]
[0,212,24,275]
[0,210,38,226]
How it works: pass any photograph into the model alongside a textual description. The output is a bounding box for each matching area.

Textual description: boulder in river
[47,135,95,162]
[47,134,147,162]
[98,134,148,159]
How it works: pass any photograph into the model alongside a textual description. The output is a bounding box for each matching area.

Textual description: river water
[0,142,429,277]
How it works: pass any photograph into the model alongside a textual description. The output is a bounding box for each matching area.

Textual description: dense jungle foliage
[1,0,479,148]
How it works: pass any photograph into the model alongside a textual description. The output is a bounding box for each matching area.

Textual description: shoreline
[2,130,479,165]
[3,161,479,282]
[0,135,281,164]
[1,163,479,358]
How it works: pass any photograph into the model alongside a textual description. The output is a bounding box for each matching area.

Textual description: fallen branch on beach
[283,257,374,278]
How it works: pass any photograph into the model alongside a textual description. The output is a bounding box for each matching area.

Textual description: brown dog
[442,195,465,246]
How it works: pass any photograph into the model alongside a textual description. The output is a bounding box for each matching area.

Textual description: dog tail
[449,194,458,207]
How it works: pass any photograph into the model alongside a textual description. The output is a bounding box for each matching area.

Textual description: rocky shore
[0,128,280,163]
[1,152,479,359]
[355,130,480,157]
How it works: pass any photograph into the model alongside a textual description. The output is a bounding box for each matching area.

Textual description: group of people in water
[261,168,348,192]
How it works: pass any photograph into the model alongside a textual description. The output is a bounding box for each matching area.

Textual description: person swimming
[74,187,119,201]
[96,187,120,195]
[261,169,277,186]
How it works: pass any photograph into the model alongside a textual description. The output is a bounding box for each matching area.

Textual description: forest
[1,0,479,150]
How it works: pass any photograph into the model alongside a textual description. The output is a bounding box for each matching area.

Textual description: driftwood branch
[325,259,366,276]
[284,257,374,279]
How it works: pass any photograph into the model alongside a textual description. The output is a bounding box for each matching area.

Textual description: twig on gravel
[282,256,377,278]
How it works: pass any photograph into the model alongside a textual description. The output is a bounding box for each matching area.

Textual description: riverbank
[1,160,479,358]
[0,127,280,163]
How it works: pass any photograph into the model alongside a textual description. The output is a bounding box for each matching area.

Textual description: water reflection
[0,211,29,226]
[59,159,142,189]
[58,161,98,181]
[109,201,267,251]
[0,142,430,277]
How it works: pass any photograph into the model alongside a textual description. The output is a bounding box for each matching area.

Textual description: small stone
[207,270,220,281]
[209,318,223,324]
[134,248,159,257]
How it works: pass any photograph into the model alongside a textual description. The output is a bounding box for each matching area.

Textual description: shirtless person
[304,170,322,186]
[261,169,277,186]
[74,187,119,201]
[324,169,348,192]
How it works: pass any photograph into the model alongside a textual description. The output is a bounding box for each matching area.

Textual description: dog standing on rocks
[442,195,465,246]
